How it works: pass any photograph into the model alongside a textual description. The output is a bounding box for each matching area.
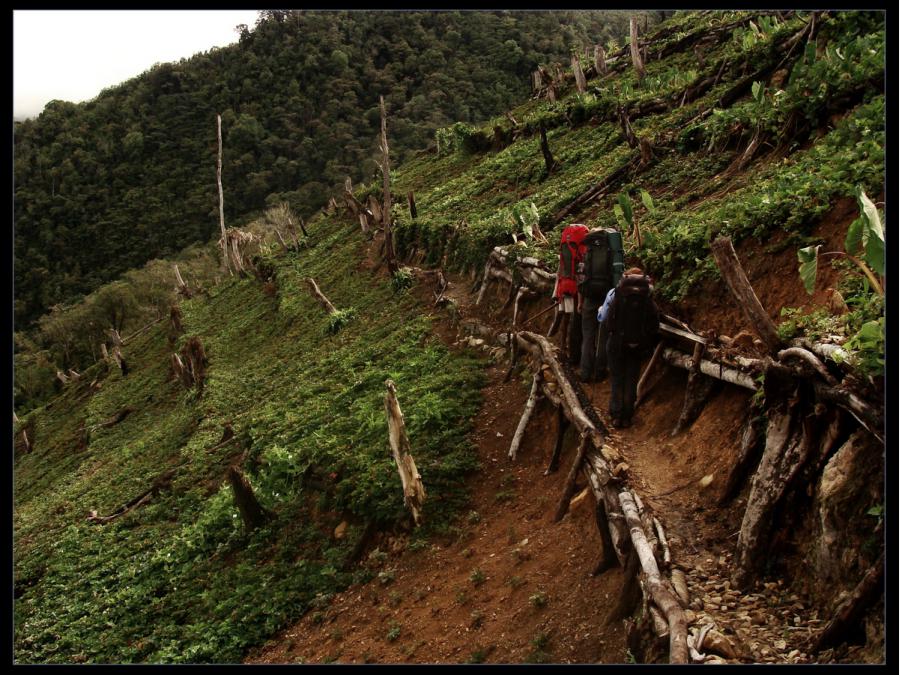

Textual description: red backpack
[555,224,588,298]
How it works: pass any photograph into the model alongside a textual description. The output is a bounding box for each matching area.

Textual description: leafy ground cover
[14,217,485,663]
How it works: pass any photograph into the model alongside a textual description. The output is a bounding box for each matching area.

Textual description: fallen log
[508,371,543,461]
[619,491,689,663]
[544,404,570,475]
[778,347,837,386]
[661,347,757,390]
[87,469,176,525]
[812,381,884,444]
[384,379,426,526]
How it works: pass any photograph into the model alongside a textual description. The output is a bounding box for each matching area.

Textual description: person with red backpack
[598,267,660,428]
[553,223,588,362]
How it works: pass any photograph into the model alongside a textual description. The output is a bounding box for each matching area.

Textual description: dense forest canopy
[14,9,664,328]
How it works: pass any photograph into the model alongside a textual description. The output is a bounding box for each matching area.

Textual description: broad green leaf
[856,187,884,276]
[640,190,656,214]
[613,204,627,228]
[844,216,864,256]
[751,81,762,101]
[797,245,820,295]
[617,193,633,226]
[857,320,883,342]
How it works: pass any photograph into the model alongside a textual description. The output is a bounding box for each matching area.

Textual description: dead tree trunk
[539,124,556,176]
[407,191,417,220]
[594,45,608,76]
[173,264,193,298]
[811,551,884,652]
[508,371,543,461]
[305,277,338,315]
[619,491,688,663]
[227,466,271,532]
[217,114,231,276]
[380,95,398,275]
[384,379,426,526]
[630,17,646,82]
[572,54,587,93]
[710,236,782,354]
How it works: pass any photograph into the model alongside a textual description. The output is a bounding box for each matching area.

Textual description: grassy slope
[14,218,484,663]
[389,10,884,306]
[14,8,885,665]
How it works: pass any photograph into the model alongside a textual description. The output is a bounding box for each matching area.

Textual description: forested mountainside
[15,9,884,665]
[13,9,663,328]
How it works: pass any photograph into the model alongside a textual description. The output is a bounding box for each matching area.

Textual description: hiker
[552,223,588,362]
[598,267,660,428]
[577,226,624,382]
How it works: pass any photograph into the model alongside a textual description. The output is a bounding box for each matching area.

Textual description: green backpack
[580,228,624,301]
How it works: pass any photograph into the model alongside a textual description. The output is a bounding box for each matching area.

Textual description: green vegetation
[15,10,659,327]
[14,216,485,663]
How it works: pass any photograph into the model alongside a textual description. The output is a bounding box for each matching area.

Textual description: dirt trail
[246,234,854,664]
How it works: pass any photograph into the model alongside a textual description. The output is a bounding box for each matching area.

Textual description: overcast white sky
[13,10,261,120]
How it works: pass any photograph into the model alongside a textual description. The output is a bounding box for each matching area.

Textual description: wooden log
[379,95,397,275]
[672,342,716,435]
[508,371,543,461]
[592,498,619,575]
[544,404,570,475]
[384,379,426,526]
[216,114,231,275]
[734,396,811,589]
[636,340,667,408]
[305,277,338,315]
[500,283,519,313]
[778,347,838,386]
[630,17,646,81]
[88,469,176,524]
[653,516,671,569]
[512,288,538,326]
[812,381,884,444]
[710,236,782,354]
[619,491,688,663]
[661,347,757,390]
[553,435,590,522]
[811,551,884,652]
[227,466,271,532]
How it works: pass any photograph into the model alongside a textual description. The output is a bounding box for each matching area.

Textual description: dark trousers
[579,296,608,379]
[607,341,642,422]
[565,311,582,366]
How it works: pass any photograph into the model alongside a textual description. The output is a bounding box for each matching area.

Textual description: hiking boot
[579,370,592,383]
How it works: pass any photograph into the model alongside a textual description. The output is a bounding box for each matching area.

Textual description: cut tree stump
[227,466,271,532]
[384,379,426,526]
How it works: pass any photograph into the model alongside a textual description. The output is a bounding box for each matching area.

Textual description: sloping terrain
[14,9,885,665]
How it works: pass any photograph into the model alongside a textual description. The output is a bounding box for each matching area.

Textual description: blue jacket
[597,288,616,324]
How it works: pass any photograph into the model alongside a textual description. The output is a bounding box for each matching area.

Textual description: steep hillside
[14,8,885,665]
[13,9,659,327]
